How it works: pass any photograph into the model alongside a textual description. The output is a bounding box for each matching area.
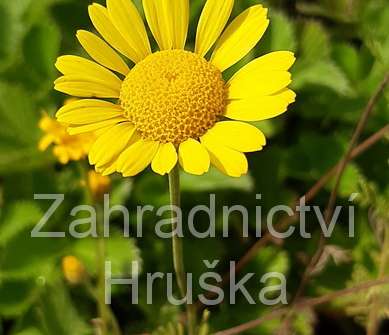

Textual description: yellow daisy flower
[38,113,95,164]
[55,0,295,177]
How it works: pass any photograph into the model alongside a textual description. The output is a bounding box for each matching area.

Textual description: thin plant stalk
[168,164,197,335]
[78,162,120,335]
[96,203,109,335]
[85,273,122,335]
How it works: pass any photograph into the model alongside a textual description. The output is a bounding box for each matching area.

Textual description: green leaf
[292,60,354,96]
[332,43,375,84]
[15,328,44,335]
[22,19,60,78]
[0,201,43,245]
[286,133,346,180]
[254,246,290,279]
[245,246,290,294]
[360,0,389,41]
[360,1,389,68]
[0,83,39,145]
[332,43,363,82]
[0,4,13,65]
[72,235,142,277]
[292,309,315,335]
[0,279,41,317]
[328,164,363,198]
[0,148,54,175]
[269,11,297,52]
[0,83,53,174]
[300,21,331,62]
[110,178,133,207]
[296,0,361,23]
[0,229,68,280]
[36,280,91,335]
[0,0,66,71]
[0,0,33,70]
[180,168,254,192]
[105,236,142,276]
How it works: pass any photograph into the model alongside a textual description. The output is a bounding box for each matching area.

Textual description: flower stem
[78,162,121,335]
[96,203,109,335]
[168,165,197,335]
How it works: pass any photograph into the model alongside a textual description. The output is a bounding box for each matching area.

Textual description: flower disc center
[120,50,226,144]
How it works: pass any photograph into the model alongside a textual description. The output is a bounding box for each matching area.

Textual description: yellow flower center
[120,50,227,144]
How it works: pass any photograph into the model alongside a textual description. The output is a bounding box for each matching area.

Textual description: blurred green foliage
[0,0,389,334]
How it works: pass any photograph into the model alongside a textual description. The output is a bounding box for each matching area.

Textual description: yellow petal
[205,121,266,152]
[88,3,140,63]
[68,117,127,135]
[117,140,159,177]
[228,70,291,98]
[38,134,54,151]
[201,135,248,177]
[178,139,210,175]
[56,99,124,124]
[76,30,130,76]
[172,0,189,49]
[89,122,136,167]
[142,0,171,50]
[230,51,295,82]
[54,56,122,98]
[278,88,297,103]
[56,99,120,116]
[38,114,55,131]
[195,0,234,57]
[143,0,188,50]
[107,0,151,62]
[151,142,178,175]
[66,146,84,161]
[226,89,296,121]
[53,146,70,164]
[55,55,122,88]
[94,124,116,137]
[54,75,120,98]
[211,5,269,72]
[95,161,117,176]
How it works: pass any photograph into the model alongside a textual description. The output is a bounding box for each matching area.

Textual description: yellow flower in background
[38,113,95,164]
[62,255,87,285]
[88,170,111,199]
[55,0,295,177]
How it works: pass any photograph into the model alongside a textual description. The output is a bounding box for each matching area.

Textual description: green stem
[85,280,122,335]
[78,162,121,335]
[96,203,109,335]
[168,165,197,335]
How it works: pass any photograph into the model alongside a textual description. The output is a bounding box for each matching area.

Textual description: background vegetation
[0,0,388,334]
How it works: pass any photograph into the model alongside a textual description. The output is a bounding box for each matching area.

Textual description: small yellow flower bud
[88,170,111,200]
[62,256,86,285]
